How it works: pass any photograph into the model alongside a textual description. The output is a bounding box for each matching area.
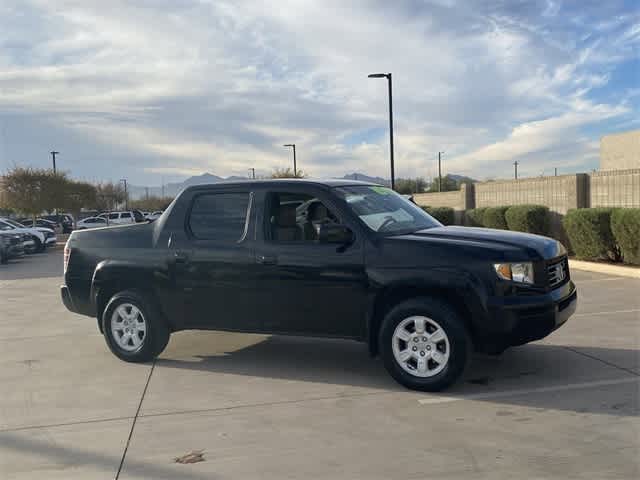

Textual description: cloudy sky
[1,0,638,186]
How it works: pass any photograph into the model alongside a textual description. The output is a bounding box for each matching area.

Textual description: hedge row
[436,204,639,265]
[421,206,455,225]
[465,205,550,235]
[564,208,640,265]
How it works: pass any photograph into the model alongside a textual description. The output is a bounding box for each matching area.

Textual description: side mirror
[316,223,353,244]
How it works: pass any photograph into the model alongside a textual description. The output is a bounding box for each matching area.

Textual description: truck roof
[182,178,382,192]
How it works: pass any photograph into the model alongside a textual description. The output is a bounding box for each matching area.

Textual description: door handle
[174,251,189,264]
[256,254,277,265]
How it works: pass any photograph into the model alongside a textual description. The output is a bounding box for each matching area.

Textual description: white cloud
[0,0,637,184]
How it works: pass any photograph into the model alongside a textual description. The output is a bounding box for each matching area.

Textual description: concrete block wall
[588,169,640,208]
[413,184,473,224]
[601,130,640,171]
[474,174,588,215]
[413,190,465,210]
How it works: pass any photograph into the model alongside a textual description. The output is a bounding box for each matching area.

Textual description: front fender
[366,266,490,355]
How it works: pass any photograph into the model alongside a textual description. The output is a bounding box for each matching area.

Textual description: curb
[569,259,640,279]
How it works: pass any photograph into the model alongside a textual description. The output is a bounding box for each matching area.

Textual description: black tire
[379,297,472,392]
[101,290,170,363]
[1,250,7,264]
[32,237,44,253]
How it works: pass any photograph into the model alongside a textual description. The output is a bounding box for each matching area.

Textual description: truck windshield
[334,185,441,234]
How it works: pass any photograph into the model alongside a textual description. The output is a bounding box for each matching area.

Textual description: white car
[96,211,137,226]
[76,216,108,230]
[0,218,57,252]
[146,210,163,221]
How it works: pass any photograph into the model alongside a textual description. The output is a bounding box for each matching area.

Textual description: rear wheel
[379,297,472,392]
[102,290,170,362]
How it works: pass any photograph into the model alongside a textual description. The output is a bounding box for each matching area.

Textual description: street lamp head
[283,144,295,147]
[368,73,388,78]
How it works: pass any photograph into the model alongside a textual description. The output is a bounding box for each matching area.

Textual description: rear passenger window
[189,193,250,241]
[121,212,132,218]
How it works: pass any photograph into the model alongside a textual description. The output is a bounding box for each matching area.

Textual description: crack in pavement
[561,346,639,377]
[115,360,156,480]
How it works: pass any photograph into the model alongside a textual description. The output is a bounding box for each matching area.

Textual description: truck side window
[189,193,250,241]
[265,192,339,242]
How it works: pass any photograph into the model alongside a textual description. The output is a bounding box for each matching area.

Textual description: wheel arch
[92,261,169,333]
[367,282,486,357]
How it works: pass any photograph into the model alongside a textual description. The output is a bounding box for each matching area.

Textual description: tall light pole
[50,151,59,173]
[514,161,519,180]
[368,72,395,190]
[283,144,297,176]
[120,178,128,210]
[438,151,444,192]
[248,168,256,179]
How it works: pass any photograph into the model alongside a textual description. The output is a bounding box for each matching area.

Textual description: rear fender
[91,260,163,332]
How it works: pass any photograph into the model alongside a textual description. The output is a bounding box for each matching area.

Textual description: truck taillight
[63,244,70,274]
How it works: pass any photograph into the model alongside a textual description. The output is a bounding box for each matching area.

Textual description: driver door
[253,187,368,338]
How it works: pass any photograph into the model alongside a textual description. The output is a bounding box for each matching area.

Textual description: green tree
[271,167,307,178]
[64,181,98,227]
[394,177,427,194]
[426,174,475,193]
[0,167,64,224]
[95,182,126,211]
[130,196,174,212]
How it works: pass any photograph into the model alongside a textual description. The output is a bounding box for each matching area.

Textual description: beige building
[600,129,640,170]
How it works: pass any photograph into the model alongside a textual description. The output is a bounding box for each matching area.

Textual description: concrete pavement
[1,251,638,479]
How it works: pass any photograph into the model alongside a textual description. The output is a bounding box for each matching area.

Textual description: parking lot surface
[1,251,638,479]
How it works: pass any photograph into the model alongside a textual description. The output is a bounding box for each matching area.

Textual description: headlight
[493,262,534,284]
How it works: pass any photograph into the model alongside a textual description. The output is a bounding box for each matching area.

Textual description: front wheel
[102,290,170,363]
[31,237,44,253]
[379,297,472,392]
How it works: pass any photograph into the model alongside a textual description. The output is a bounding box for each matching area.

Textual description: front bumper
[45,236,57,245]
[485,280,577,348]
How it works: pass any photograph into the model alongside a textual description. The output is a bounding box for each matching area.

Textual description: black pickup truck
[61,179,577,391]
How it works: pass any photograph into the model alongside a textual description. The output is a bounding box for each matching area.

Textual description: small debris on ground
[174,450,205,464]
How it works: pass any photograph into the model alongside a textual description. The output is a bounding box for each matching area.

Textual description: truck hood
[400,226,565,260]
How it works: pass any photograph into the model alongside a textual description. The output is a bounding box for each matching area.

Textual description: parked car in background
[76,216,108,230]
[132,210,146,223]
[96,212,137,226]
[146,211,163,221]
[0,231,26,263]
[0,218,56,252]
[19,218,59,230]
[42,214,74,233]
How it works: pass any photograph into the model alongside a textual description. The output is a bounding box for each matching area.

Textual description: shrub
[610,208,640,265]
[505,205,550,236]
[483,206,509,230]
[563,208,619,261]
[465,207,487,227]
[422,206,455,225]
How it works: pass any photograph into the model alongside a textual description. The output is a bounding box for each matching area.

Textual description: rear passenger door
[176,189,259,330]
